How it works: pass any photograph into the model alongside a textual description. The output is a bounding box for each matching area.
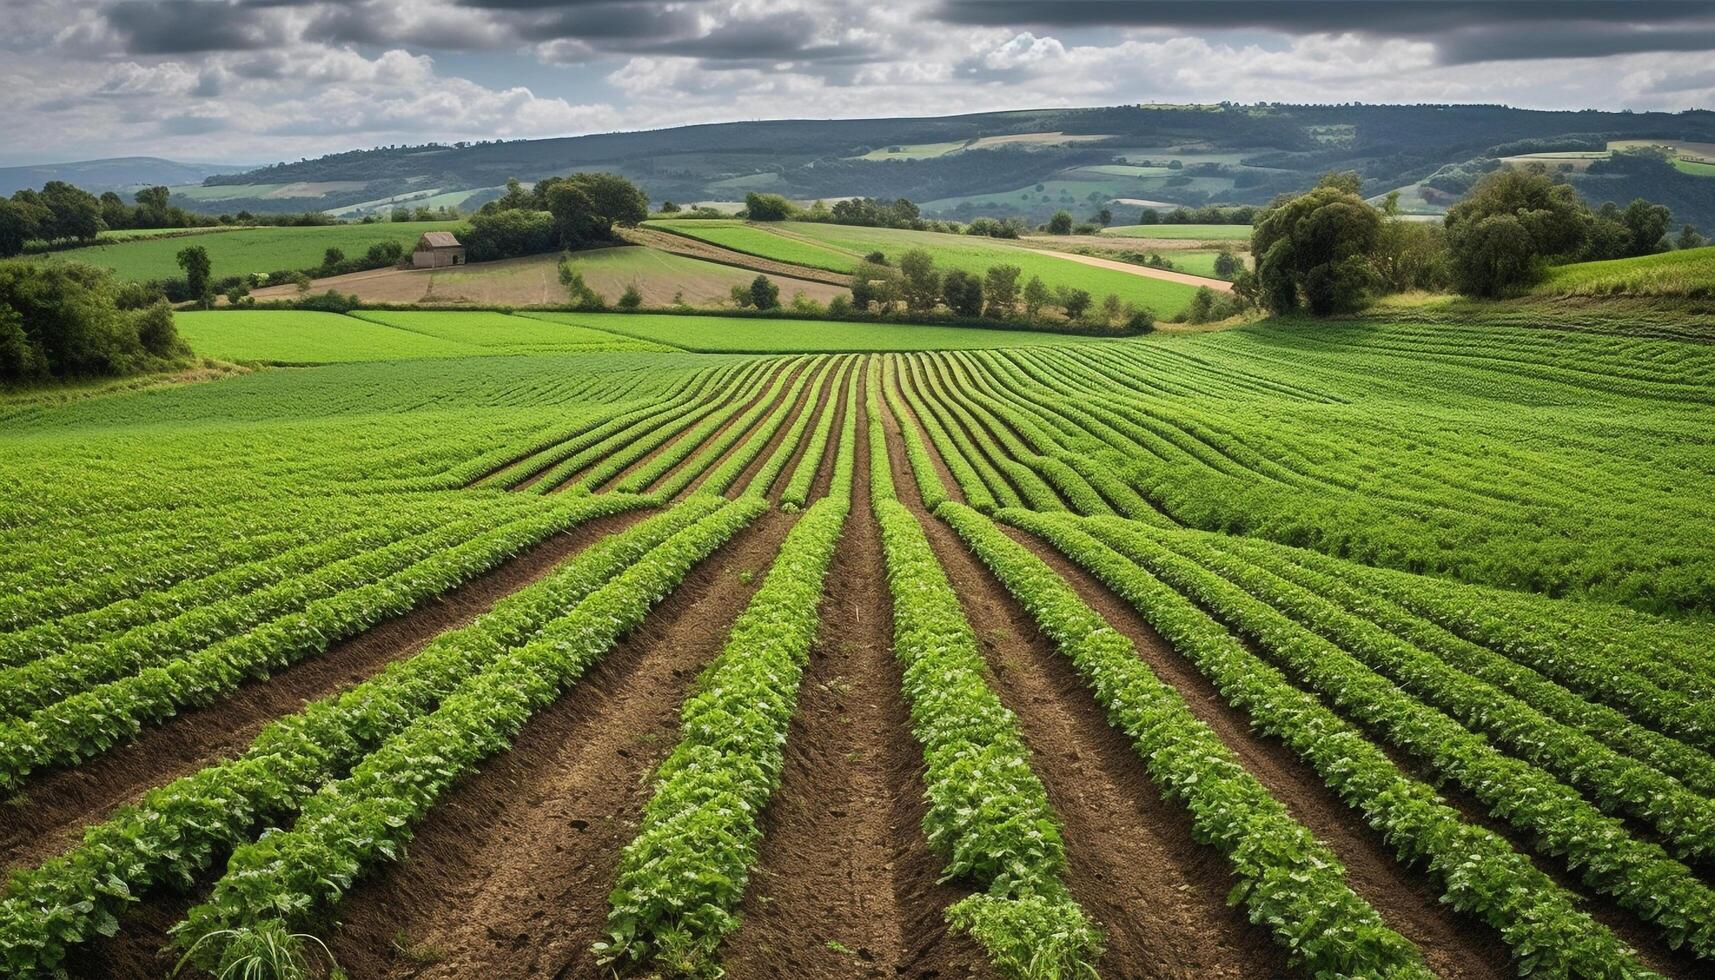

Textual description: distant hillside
[186,103,1715,226]
[0,157,247,196]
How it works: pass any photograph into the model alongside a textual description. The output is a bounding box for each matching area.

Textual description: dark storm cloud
[102,0,287,54]
[933,0,1715,62]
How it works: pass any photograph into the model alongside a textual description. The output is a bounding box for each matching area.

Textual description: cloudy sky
[4,0,1715,167]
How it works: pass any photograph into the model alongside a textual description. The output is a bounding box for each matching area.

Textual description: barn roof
[417,231,462,249]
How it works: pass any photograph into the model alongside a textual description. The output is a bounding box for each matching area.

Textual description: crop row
[749,355,853,503]
[600,485,851,974]
[171,495,768,976]
[1003,510,1660,977]
[0,493,713,975]
[606,358,802,496]
[778,356,856,509]
[866,395,1100,977]
[0,493,652,791]
[694,358,826,497]
[938,501,1428,977]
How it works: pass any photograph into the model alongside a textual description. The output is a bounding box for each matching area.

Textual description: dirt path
[720,364,995,980]
[998,528,1520,979]
[623,226,852,287]
[326,511,794,980]
[1016,245,1235,292]
[0,510,646,872]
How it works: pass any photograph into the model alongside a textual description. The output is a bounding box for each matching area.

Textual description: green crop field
[1102,224,1254,240]
[523,311,1106,352]
[1539,246,1715,297]
[176,309,669,363]
[649,219,1206,315]
[15,220,464,282]
[5,300,1714,980]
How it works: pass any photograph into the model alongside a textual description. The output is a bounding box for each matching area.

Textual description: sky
[4,0,1715,167]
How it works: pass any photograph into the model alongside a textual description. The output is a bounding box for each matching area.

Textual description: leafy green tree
[1212,250,1244,278]
[1138,207,1160,225]
[983,264,1021,317]
[898,248,940,312]
[1022,275,1050,318]
[322,247,345,271]
[1620,198,1672,256]
[0,199,47,257]
[177,245,212,301]
[1251,172,1382,314]
[1373,219,1449,292]
[1445,168,1589,297]
[744,193,795,221]
[748,275,780,310]
[463,208,555,261]
[1046,210,1074,235]
[1676,224,1707,250]
[1096,208,1113,227]
[941,268,983,317]
[849,260,898,312]
[547,182,603,247]
[36,182,104,243]
[134,186,171,212]
[658,201,680,213]
[0,262,186,379]
[1057,286,1092,320]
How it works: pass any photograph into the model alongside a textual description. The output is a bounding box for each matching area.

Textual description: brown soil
[996,530,1516,979]
[881,355,967,507]
[623,226,852,287]
[726,357,836,500]
[325,511,794,980]
[720,366,995,980]
[894,473,1287,976]
[0,510,646,872]
[1013,245,1235,291]
[801,358,857,504]
[675,362,808,499]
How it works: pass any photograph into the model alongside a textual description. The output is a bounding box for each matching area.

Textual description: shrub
[941,268,984,317]
[0,262,188,380]
[748,274,780,310]
[743,192,795,221]
[617,284,643,310]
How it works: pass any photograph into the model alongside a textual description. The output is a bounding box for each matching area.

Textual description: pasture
[2,306,1711,980]
[1538,245,1715,297]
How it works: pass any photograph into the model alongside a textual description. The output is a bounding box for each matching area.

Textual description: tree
[1057,286,1092,320]
[1620,198,1672,256]
[177,245,212,302]
[617,284,643,310]
[1677,224,1707,250]
[0,262,186,380]
[463,208,555,261]
[659,201,680,213]
[1096,208,1113,227]
[748,275,780,310]
[1373,219,1449,293]
[1212,250,1244,278]
[744,193,795,221]
[1138,207,1160,225]
[1046,210,1074,235]
[849,260,898,312]
[1251,172,1382,314]
[941,269,983,317]
[0,199,47,257]
[1445,168,1589,297]
[547,182,604,248]
[322,247,346,271]
[37,182,104,243]
[558,257,605,309]
[1022,275,1050,318]
[983,264,1021,317]
[898,248,940,312]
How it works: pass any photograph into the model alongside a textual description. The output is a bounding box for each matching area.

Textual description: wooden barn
[412,231,466,268]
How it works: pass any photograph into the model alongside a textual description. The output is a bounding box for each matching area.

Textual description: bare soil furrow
[0,510,646,872]
[324,511,793,980]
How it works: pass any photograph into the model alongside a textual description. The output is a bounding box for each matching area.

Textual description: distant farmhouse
[412,231,465,268]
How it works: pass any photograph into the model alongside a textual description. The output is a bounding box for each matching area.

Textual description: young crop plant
[779,356,858,509]
[0,492,696,976]
[1005,510,1667,977]
[868,442,1100,978]
[939,501,1429,978]
[599,486,850,975]
[173,497,768,976]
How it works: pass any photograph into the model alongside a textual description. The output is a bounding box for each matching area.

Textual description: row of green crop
[1159,531,1715,863]
[171,496,767,976]
[1,499,507,715]
[654,360,821,501]
[907,356,1065,512]
[865,384,1100,977]
[600,484,853,974]
[0,491,687,976]
[745,356,851,501]
[1003,510,1663,977]
[0,494,647,792]
[938,502,1428,977]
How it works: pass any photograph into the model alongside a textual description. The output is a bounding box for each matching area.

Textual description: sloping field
[524,311,1106,352]
[647,219,1207,315]
[175,309,671,363]
[1540,246,1715,297]
[2,312,1712,980]
[15,220,464,282]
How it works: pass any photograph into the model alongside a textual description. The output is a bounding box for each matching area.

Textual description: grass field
[4,308,1712,980]
[1539,246,1715,297]
[15,220,464,282]
[1102,224,1254,240]
[175,309,670,363]
[524,311,1108,352]
[647,219,1206,314]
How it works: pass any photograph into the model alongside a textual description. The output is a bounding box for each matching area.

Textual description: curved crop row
[938,501,1428,978]
[1003,510,1662,978]
[779,356,856,509]
[171,496,767,977]
[608,359,801,496]
[0,492,695,976]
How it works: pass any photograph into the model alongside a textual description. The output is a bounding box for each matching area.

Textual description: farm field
[11,221,464,282]
[1538,245,1715,297]
[1,304,1712,980]
[247,248,847,309]
[646,219,1210,314]
[1101,223,1254,240]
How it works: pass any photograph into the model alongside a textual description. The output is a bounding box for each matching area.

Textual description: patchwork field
[646,219,1211,314]
[1,304,1711,980]
[14,220,464,282]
